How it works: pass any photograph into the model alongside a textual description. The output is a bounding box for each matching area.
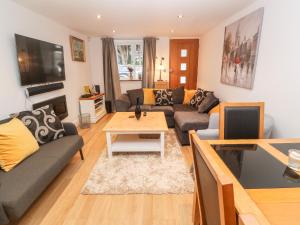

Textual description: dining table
[192,137,300,225]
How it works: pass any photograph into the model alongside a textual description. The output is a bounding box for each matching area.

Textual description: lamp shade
[158,64,165,71]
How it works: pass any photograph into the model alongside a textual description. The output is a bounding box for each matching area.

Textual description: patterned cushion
[198,93,219,113]
[183,89,196,104]
[153,89,173,106]
[17,105,65,145]
[143,88,156,105]
[189,88,212,108]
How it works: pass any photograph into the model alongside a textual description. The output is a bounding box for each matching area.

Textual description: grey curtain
[102,37,121,111]
[142,37,156,88]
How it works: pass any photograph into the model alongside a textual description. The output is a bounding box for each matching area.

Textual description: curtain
[102,37,121,111]
[142,37,156,88]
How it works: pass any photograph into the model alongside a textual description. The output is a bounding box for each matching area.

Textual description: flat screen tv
[15,34,66,86]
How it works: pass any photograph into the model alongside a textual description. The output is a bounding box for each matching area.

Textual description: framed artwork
[70,36,85,62]
[221,8,264,89]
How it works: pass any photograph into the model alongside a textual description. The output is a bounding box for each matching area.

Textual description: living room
[0,0,300,225]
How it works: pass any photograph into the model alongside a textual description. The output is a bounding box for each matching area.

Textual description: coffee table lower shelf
[105,132,165,158]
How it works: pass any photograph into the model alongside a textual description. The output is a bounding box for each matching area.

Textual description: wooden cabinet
[79,93,106,123]
[154,81,169,89]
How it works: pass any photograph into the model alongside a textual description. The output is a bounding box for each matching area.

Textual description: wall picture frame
[70,36,85,62]
[220,8,264,89]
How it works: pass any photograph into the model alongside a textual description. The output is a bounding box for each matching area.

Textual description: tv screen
[15,34,65,86]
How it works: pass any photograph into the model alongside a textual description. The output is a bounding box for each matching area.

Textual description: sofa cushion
[127,88,144,105]
[183,89,196,104]
[174,111,209,131]
[143,88,156,105]
[153,89,173,106]
[0,135,83,223]
[0,118,39,172]
[172,86,184,104]
[173,104,196,112]
[116,94,131,112]
[0,118,11,125]
[17,105,65,145]
[128,105,152,112]
[150,105,174,117]
[198,93,219,113]
[189,88,212,108]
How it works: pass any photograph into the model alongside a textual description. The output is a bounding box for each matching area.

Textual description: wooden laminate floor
[16,114,194,225]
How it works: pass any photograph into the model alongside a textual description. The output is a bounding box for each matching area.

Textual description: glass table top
[271,143,300,155]
[211,144,300,189]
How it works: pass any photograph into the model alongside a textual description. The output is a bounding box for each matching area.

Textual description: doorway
[169,39,199,89]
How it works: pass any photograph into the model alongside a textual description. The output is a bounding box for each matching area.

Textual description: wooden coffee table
[103,112,168,158]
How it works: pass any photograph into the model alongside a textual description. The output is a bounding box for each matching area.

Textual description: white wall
[88,37,170,93]
[0,0,92,123]
[120,81,142,93]
[155,37,170,81]
[197,0,300,138]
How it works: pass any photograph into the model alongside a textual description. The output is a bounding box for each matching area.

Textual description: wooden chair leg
[79,149,84,160]
[193,186,201,225]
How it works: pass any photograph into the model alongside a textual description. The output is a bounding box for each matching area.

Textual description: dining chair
[219,102,264,140]
[190,131,237,225]
[239,214,261,225]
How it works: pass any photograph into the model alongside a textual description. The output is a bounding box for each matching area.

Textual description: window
[114,40,143,80]
[181,49,188,57]
[180,63,187,71]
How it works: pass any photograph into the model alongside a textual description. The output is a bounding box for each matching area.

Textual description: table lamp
[158,57,165,81]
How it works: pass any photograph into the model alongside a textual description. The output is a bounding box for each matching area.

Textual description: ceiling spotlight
[97,14,101,19]
[177,14,183,19]
[112,30,116,33]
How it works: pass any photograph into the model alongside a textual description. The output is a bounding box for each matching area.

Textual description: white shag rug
[81,129,194,195]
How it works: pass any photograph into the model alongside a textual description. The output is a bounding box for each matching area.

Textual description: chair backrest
[219,102,264,140]
[190,132,237,225]
[239,214,261,225]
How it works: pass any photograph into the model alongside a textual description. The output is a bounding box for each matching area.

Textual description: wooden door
[169,39,199,89]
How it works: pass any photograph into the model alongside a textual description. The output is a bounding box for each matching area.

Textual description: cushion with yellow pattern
[143,88,156,105]
[183,89,196,104]
[0,118,39,172]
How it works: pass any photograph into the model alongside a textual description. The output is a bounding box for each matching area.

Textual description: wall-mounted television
[15,34,66,86]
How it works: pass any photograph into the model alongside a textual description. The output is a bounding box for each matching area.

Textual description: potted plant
[127,66,134,80]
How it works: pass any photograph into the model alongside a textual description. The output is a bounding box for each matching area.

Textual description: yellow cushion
[0,118,39,172]
[208,104,220,115]
[143,88,156,105]
[183,89,196,104]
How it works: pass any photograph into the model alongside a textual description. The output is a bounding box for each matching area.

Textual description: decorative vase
[135,97,141,120]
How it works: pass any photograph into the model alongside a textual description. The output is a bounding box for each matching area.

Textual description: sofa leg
[79,149,84,160]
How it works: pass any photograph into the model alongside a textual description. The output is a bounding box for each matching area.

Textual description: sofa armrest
[115,94,131,112]
[63,122,78,136]
[208,113,219,129]
[196,129,219,140]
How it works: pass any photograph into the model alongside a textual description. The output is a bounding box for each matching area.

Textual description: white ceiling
[13,0,256,37]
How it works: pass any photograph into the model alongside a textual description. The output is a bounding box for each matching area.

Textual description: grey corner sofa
[115,87,211,145]
[0,119,84,225]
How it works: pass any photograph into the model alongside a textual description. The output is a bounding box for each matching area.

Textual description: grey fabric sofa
[116,90,210,145]
[0,119,84,225]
